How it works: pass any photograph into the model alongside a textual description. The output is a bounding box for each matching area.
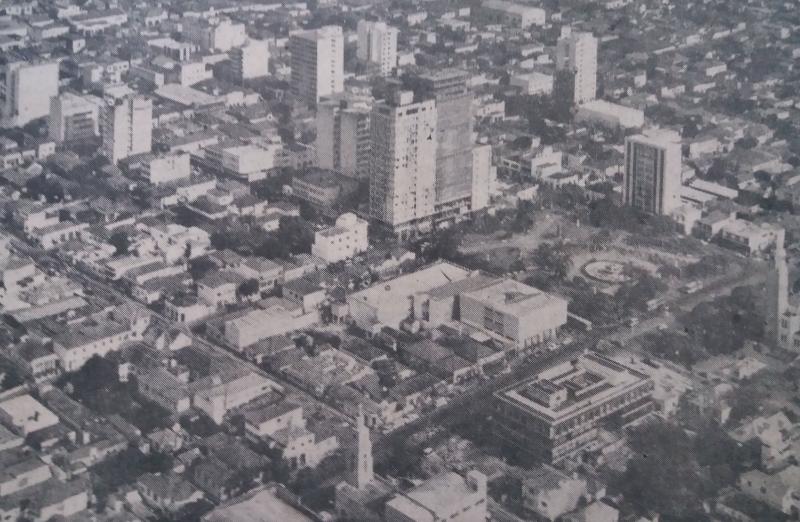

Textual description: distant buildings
[369,90,437,238]
[183,18,246,52]
[623,129,682,215]
[357,20,398,76]
[290,26,344,105]
[576,99,644,129]
[48,92,99,143]
[494,353,654,464]
[1,60,59,127]
[316,96,371,179]
[556,28,598,105]
[479,0,545,28]
[101,95,153,164]
[312,213,369,263]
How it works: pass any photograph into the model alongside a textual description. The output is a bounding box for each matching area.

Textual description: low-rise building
[494,353,654,464]
[0,395,60,435]
[312,213,369,263]
[384,470,488,522]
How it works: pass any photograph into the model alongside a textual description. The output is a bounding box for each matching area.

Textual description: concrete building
[459,279,568,348]
[140,152,191,185]
[0,395,59,435]
[101,95,153,164]
[316,96,371,179]
[623,129,682,215]
[290,26,344,105]
[312,212,369,263]
[479,0,545,28]
[357,20,398,76]
[556,28,598,105]
[369,90,437,238]
[204,142,276,182]
[384,470,488,522]
[231,39,270,81]
[575,99,644,129]
[471,144,495,211]
[510,72,554,95]
[183,18,246,52]
[494,353,654,464]
[412,70,475,222]
[1,60,59,127]
[49,92,99,143]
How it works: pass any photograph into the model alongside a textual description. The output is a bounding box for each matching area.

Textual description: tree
[237,278,259,299]
[531,242,573,280]
[109,231,130,256]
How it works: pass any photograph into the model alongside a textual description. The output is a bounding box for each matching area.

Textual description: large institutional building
[623,129,682,216]
[357,20,398,76]
[290,26,344,105]
[101,95,153,164]
[1,60,59,127]
[49,92,99,143]
[494,353,654,464]
[556,28,598,105]
[369,90,437,238]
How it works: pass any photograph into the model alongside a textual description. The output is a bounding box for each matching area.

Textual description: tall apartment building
[230,39,269,81]
[411,69,475,221]
[494,353,654,464]
[316,96,371,179]
[101,95,153,164]
[369,90,437,238]
[471,144,496,211]
[623,129,682,216]
[356,20,398,76]
[1,60,59,127]
[49,92,99,143]
[290,26,344,106]
[556,28,598,105]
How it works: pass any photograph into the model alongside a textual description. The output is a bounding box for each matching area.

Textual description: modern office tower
[369,90,437,239]
[411,69,475,220]
[230,39,270,81]
[316,97,371,179]
[623,129,682,216]
[356,20,398,76]
[556,28,598,105]
[1,60,59,127]
[101,95,152,164]
[49,92,99,143]
[290,26,344,105]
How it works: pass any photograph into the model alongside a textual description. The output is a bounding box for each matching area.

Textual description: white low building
[311,213,369,263]
[576,99,645,129]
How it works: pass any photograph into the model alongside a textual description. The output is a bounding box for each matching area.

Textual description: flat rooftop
[496,353,650,421]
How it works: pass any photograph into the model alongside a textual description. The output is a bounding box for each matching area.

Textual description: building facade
[369,90,437,238]
[357,20,398,76]
[494,353,654,464]
[316,97,371,179]
[101,95,153,164]
[290,26,344,105]
[49,92,99,143]
[623,129,682,215]
[1,60,59,127]
[556,29,598,105]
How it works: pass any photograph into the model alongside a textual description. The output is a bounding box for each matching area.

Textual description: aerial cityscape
[0,0,798,520]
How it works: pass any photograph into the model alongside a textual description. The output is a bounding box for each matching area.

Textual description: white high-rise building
[1,60,59,127]
[230,39,270,81]
[471,144,495,211]
[49,92,99,143]
[369,90,437,238]
[556,28,598,105]
[356,20,398,76]
[316,97,371,179]
[290,26,344,105]
[101,95,152,164]
[623,129,682,216]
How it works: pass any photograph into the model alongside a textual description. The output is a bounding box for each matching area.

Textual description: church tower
[767,236,789,346]
[349,404,373,489]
